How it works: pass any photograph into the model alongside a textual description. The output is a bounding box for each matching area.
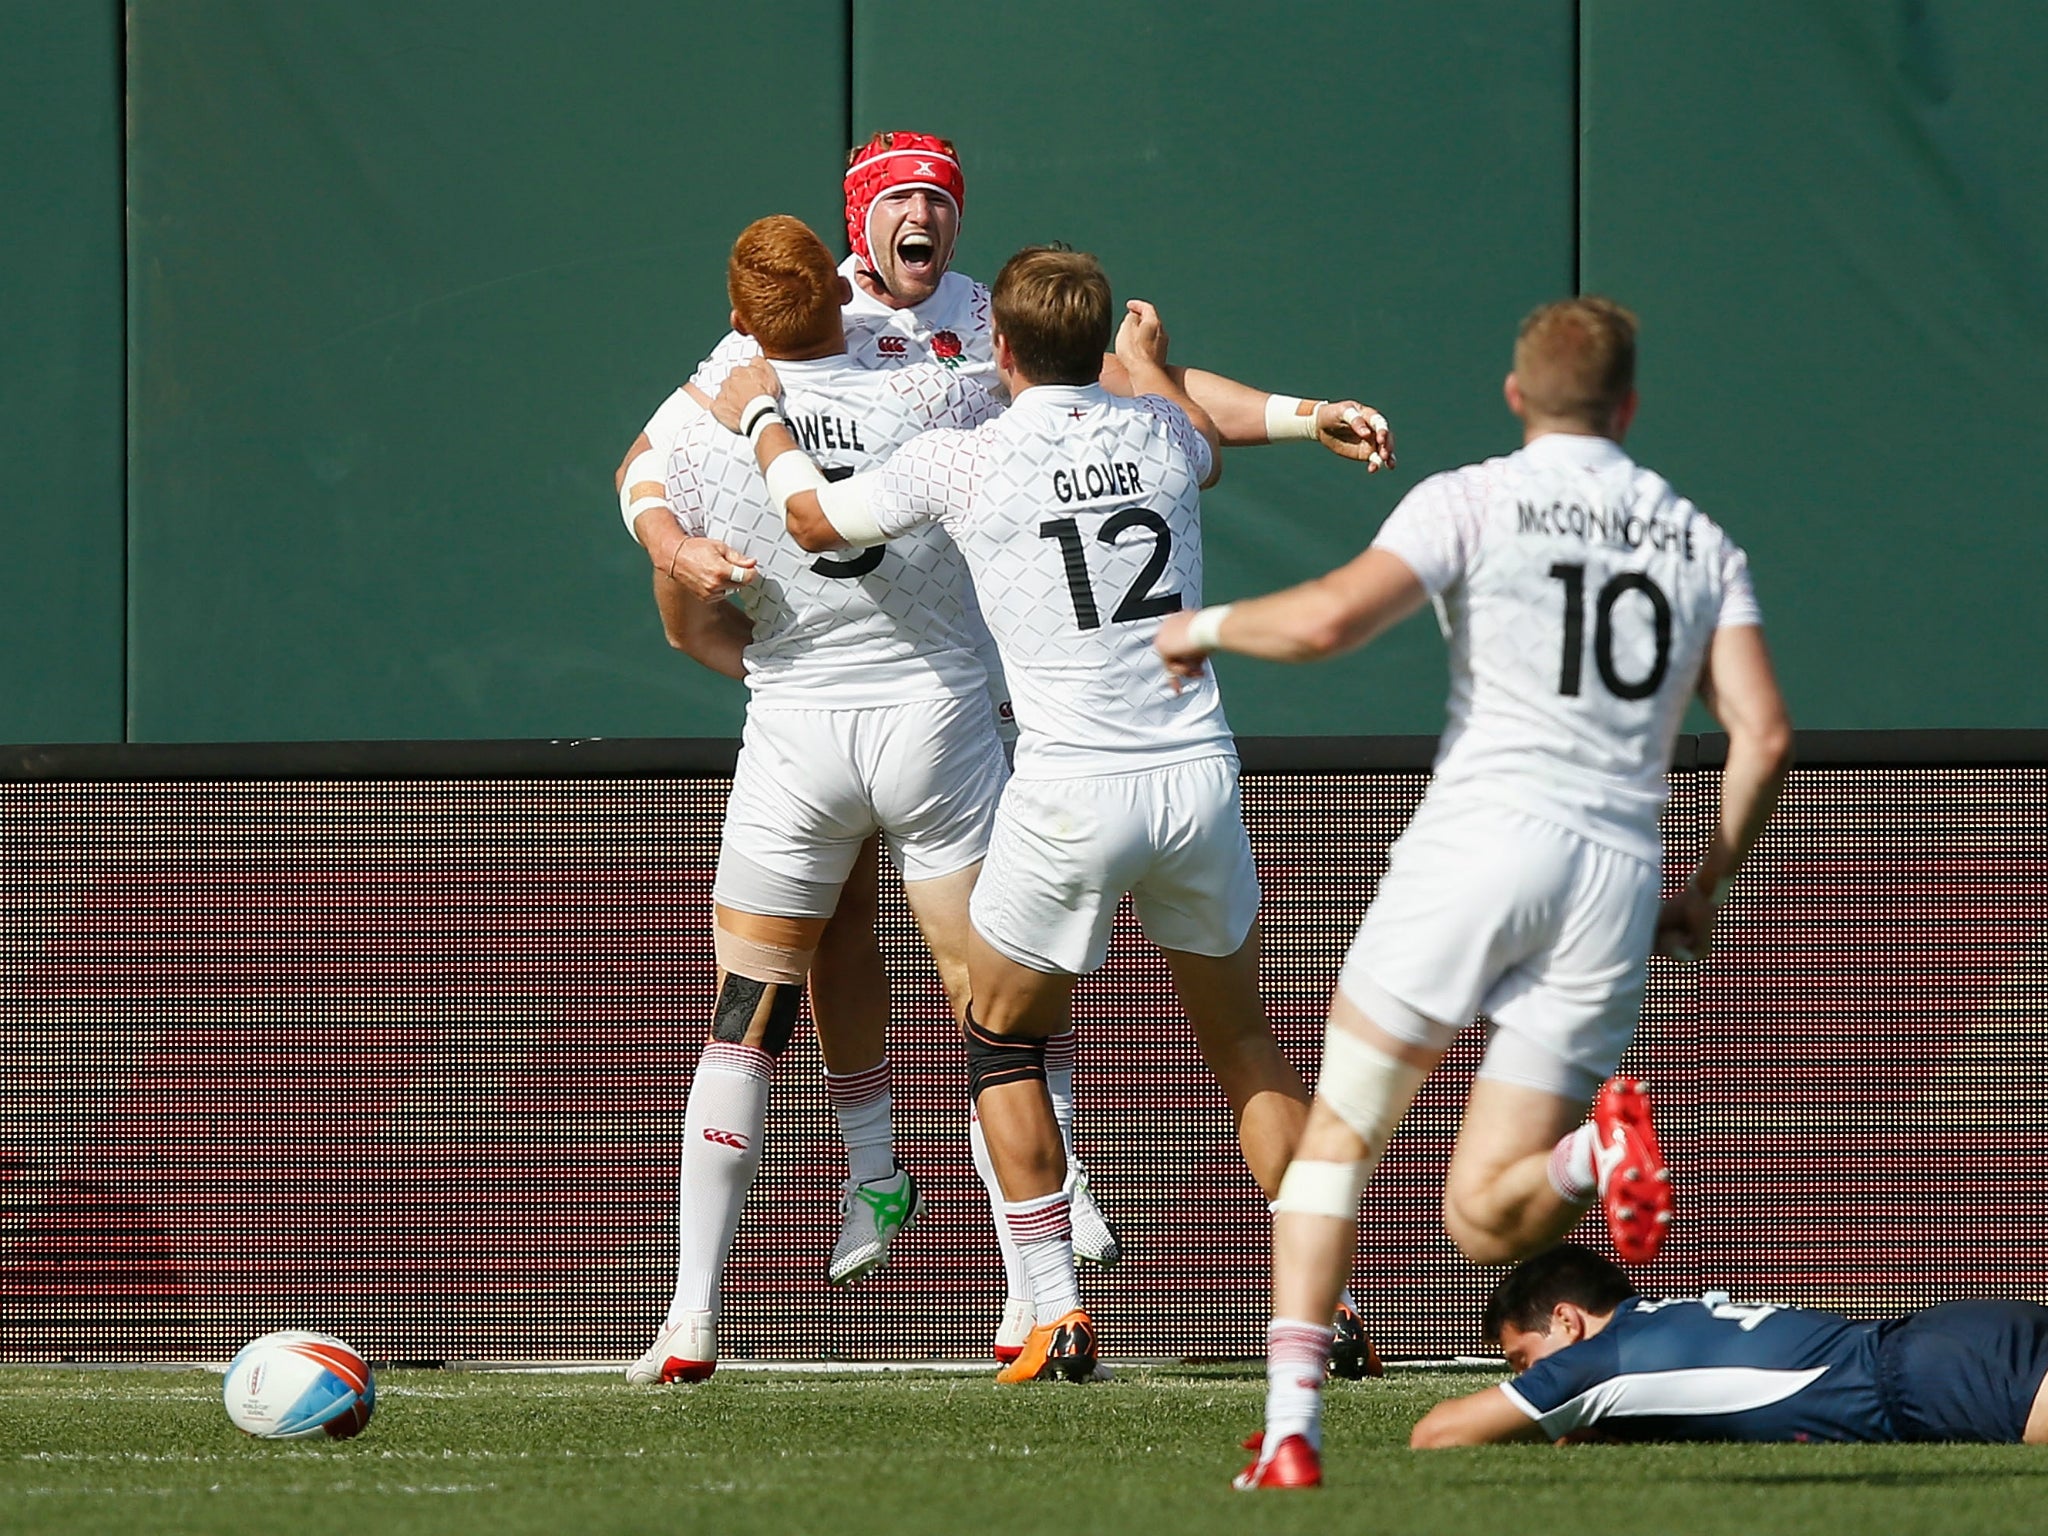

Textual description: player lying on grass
[715,248,1369,1383]
[1157,296,1795,1487]
[1412,1243,2048,1446]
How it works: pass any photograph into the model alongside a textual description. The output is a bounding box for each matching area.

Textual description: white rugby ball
[222,1330,376,1440]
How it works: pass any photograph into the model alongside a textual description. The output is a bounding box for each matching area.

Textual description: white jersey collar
[1519,431,1635,472]
[1014,382,1109,415]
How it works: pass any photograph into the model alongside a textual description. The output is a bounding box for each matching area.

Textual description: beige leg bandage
[712,927,815,987]
[1271,1026,1432,1219]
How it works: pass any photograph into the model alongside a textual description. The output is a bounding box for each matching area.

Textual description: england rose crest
[930,330,964,368]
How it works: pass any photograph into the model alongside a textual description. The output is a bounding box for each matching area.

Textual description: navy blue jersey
[1503,1295,1892,1442]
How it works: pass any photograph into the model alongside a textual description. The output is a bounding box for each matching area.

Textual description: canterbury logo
[702,1129,749,1150]
[876,335,907,354]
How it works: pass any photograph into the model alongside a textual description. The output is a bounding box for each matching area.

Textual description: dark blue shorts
[1877,1300,2048,1443]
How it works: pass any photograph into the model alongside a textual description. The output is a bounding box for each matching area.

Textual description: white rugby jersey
[665,354,1002,708]
[1372,432,1761,862]
[865,383,1232,777]
[690,259,993,396]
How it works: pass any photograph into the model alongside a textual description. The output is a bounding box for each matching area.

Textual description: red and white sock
[825,1060,894,1187]
[1045,1029,1078,1154]
[1004,1189,1079,1325]
[668,1040,772,1322]
[970,1108,1033,1305]
[1265,1318,1336,1450]
[1547,1122,1599,1204]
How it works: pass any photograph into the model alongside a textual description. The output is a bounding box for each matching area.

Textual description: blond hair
[1513,296,1638,429]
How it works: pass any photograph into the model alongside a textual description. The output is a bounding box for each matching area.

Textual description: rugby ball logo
[222,1330,376,1440]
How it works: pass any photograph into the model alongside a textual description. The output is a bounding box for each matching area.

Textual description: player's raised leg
[1160,925,1309,1200]
[629,905,825,1384]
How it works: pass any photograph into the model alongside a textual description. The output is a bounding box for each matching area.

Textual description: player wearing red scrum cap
[612,132,1393,1370]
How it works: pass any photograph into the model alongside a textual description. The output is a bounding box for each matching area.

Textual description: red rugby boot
[1592,1076,1673,1264]
[1233,1431,1322,1490]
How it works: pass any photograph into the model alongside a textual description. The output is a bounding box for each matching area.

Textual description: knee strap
[711,973,804,1057]
[1316,1024,1430,1154]
[963,1013,1047,1102]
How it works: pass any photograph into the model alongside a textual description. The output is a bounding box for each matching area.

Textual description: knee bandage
[1317,1023,1431,1150]
[713,926,815,987]
[1272,1029,1430,1219]
[963,1014,1048,1102]
[710,972,804,1057]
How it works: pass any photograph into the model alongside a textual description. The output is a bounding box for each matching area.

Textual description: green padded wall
[0,1,125,742]
[1582,1,2048,728]
[37,3,2045,743]
[126,0,848,740]
[854,0,1578,736]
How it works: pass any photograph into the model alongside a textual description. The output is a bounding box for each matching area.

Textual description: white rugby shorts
[714,693,1006,919]
[970,754,1259,975]
[1338,795,1661,1101]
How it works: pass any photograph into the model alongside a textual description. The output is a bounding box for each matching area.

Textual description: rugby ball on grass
[223,1330,375,1440]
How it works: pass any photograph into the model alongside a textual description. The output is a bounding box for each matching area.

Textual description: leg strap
[1272,1158,1373,1219]
[963,1012,1048,1102]
[1316,1023,1431,1151]
[711,973,804,1057]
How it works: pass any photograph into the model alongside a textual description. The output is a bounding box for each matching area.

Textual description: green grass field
[6,1363,2047,1536]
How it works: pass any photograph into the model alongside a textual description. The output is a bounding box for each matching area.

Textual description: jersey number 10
[1548,562,1672,701]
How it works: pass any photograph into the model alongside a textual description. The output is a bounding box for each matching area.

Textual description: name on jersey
[1516,499,1695,560]
[1051,461,1144,504]
[790,413,867,456]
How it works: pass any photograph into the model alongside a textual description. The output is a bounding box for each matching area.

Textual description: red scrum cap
[844,131,965,268]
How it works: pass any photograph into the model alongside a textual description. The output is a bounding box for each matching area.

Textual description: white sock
[1265,1318,1335,1450]
[1003,1189,1079,1324]
[971,1109,1033,1305]
[826,1060,895,1187]
[1045,1029,1077,1154]
[1547,1122,1599,1204]
[668,1040,772,1322]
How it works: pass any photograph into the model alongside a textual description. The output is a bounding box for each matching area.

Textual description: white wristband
[1185,602,1235,652]
[737,395,781,440]
[1264,394,1323,442]
[763,448,829,514]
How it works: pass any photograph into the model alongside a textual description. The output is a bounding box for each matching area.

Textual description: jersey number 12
[1039,510,1183,630]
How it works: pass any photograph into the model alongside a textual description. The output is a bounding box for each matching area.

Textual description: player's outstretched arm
[1100,354,1394,467]
[708,357,896,554]
[1659,624,1794,961]
[1410,1386,1550,1449]
[1154,547,1428,682]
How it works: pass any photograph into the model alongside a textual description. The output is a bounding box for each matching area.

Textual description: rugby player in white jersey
[618,131,1396,1367]
[715,246,1330,1384]
[623,215,1013,1385]
[1155,296,1795,1488]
